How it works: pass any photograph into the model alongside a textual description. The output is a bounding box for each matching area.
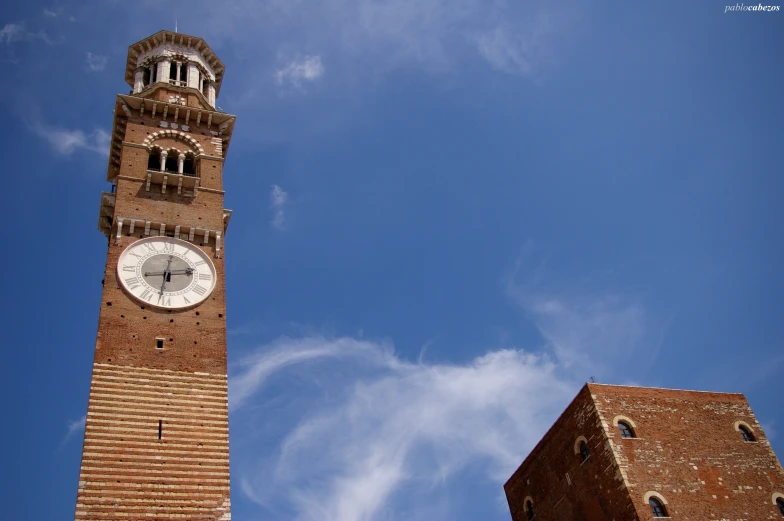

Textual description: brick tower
[505,384,784,521]
[75,31,236,520]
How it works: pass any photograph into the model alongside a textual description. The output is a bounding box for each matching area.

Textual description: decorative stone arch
[523,496,535,519]
[143,130,204,157]
[643,491,668,505]
[573,435,588,455]
[612,415,637,430]
[734,420,756,435]
[773,491,784,504]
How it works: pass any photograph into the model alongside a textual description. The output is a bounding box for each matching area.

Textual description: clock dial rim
[116,236,217,310]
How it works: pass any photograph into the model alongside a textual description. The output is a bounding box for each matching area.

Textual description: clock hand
[168,268,194,275]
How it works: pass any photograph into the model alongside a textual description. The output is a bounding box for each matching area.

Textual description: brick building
[504,384,784,521]
[73,31,235,520]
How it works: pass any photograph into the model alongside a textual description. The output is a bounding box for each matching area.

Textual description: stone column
[159,150,168,172]
[187,63,200,89]
[176,62,182,85]
[133,69,144,93]
[207,82,216,107]
[177,155,184,174]
[158,59,171,84]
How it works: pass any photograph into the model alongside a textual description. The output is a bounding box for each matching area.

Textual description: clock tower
[75,31,235,520]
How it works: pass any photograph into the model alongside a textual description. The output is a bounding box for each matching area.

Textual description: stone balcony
[145,169,200,197]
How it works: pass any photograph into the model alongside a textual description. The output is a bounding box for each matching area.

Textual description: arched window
[142,68,151,87]
[147,148,161,171]
[525,499,535,520]
[618,421,636,439]
[739,424,756,442]
[579,440,590,462]
[182,153,196,176]
[649,497,667,517]
[164,150,178,173]
[777,497,784,517]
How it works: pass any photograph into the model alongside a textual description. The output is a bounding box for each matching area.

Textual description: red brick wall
[505,384,784,521]
[504,385,639,521]
[589,384,784,521]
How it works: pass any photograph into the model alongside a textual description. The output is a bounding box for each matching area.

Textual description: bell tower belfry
[76,31,236,520]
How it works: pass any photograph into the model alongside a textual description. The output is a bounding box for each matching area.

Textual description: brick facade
[505,384,784,521]
[73,31,236,520]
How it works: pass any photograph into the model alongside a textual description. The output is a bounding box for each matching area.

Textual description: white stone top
[135,42,218,82]
[125,31,225,96]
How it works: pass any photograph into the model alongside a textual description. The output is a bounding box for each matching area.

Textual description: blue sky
[1,1,783,520]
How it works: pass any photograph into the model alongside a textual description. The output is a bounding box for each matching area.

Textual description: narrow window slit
[158,420,162,440]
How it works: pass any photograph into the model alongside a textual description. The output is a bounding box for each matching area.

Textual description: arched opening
[579,440,590,462]
[169,62,177,81]
[618,421,636,439]
[649,497,667,517]
[739,424,756,442]
[179,62,187,83]
[142,68,151,87]
[164,150,178,173]
[525,499,535,520]
[182,153,196,177]
[147,148,162,171]
[202,80,210,98]
[776,497,784,517]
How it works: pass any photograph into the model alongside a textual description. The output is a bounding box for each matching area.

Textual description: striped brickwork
[74,363,231,520]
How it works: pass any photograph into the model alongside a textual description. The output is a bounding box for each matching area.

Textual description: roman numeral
[194,260,207,267]
[183,296,191,305]
[142,243,158,253]
[122,265,135,272]
[125,276,141,290]
[128,251,144,259]
[139,288,154,301]
[199,273,211,281]
[162,296,172,306]
[162,241,176,252]
[193,285,207,296]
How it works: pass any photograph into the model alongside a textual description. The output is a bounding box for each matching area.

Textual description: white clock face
[117,237,217,309]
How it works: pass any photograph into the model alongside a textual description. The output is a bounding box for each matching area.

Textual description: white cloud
[65,415,86,441]
[503,242,664,380]
[476,21,550,76]
[275,55,324,89]
[0,23,25,44]
[28,122,109,156]
[230,336,577,521]
[85,52,107,71]
[270,184,288,229]
[43,9,58,18]
[0,22,54,46]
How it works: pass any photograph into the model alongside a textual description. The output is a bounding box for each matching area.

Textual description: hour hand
[169,268,194,275]
[145,271,166,277]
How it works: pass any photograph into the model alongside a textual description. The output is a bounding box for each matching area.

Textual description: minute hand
[145,268,194,276]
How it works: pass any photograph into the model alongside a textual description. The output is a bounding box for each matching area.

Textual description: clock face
[117,237,217,309]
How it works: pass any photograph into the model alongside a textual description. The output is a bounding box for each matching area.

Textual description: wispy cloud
[275,56,324,89]
[270,184,288,229]
[43,9,58,18]
[475,18,552,76]
[230,336,577,521]
[85,52,107,71]
[27,121,109,156]
[65,415,86,442]
[503,242,665,380]
[0,23,25,45]
[0,22,54,46]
